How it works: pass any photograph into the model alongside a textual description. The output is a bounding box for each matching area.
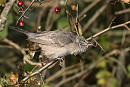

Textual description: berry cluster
[16,0,60,27]
[17,1,24,27]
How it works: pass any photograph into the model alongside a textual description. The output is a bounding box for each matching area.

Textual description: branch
[22,59,58,81]
[0,0,16,31]
[0,37,41,66]
[115,8,130,15]
[24,1,52,8]
[86,21,130,41]
[45,62,82,82]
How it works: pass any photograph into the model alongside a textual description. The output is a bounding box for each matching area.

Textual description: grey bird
[9,26,93,63]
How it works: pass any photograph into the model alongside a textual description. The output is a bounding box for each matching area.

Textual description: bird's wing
[28,30,74,47]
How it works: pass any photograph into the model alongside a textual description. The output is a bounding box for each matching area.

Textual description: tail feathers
[9,26,30,35]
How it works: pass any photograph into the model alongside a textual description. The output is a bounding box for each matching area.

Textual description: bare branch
[115,8,130,15]
[22,59,58,81]
[87,21,130,41]
[124,24,130,31]
[45,62,82,82]
[0,0,16,31]
[0,37,41,66]
[92,38,106,52]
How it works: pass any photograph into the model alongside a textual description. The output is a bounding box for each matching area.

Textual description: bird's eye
[81,40,86,44]
[81,40,88,45]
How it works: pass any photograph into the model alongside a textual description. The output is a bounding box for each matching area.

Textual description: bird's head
[76,36,92,46]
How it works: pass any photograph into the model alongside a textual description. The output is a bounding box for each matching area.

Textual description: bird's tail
[9,26,31,36]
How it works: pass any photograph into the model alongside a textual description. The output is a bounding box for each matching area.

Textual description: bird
[9,26,93,64]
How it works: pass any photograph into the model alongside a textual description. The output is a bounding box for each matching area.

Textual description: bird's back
[29,30,76,47]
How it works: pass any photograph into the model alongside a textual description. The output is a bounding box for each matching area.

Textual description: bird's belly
[39,45,69,59]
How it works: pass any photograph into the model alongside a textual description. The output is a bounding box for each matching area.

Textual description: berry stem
[16,0,36,25]
[50,0,55,7]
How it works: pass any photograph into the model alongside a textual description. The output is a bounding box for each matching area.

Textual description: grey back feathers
[9,26,76,46]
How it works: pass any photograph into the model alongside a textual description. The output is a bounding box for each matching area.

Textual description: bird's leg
[76,54,86,64]
[56,57,64,66]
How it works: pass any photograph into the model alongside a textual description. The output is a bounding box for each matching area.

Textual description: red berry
[54,7,60,13]
[19,21,24,27]
[18,1,23,7]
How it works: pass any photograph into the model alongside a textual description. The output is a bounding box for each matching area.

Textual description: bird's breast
[39,44,70,59]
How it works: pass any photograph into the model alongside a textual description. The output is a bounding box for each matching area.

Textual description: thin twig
[74,72,91,87]
[16,0,36,25]
[62,58,66,80]
[0,45,13,49]
[108,17,116,28]
[45,62,82,82]
[22,59,58,81]
[24,1,52,8]
[115,8,130,15]
[0,37,41,66]
[87,21,130,41]
[124,24,130,31]
[92,38,106,52]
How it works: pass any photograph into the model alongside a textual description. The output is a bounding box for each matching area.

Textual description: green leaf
[78,23,82,36]
[0,13,13,37]
[24,62,36,71]
[96,60,107,68]
[127,64,130,77]
[28,50,36,59]
[127,64,130,72]
[109,78,117,87]
[96,69,111,85]
[97,78,105,85]
[96,69,111,79]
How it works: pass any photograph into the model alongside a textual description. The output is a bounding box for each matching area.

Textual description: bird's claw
[57,58,64,66]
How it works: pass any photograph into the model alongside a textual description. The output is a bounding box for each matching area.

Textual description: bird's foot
[57,58,64,66]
